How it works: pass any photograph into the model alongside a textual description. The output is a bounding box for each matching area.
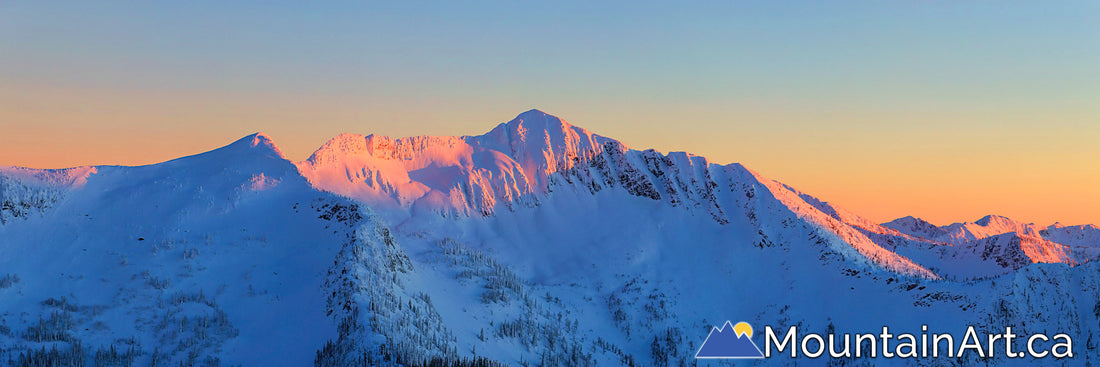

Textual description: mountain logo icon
[695,321,766,359]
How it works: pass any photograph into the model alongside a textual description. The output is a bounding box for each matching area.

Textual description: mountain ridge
[4,110,1097,278]
[2,109,1100,366]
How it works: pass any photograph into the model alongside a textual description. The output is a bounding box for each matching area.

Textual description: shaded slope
[0,133,344,366]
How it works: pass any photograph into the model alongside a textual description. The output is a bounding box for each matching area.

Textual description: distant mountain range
[1,109,1097,366]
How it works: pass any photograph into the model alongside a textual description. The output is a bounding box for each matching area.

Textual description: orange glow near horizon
[5,2,1097,230]
[2,86,1097,228]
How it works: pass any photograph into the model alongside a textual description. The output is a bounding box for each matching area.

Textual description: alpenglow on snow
[1,109,1098,366]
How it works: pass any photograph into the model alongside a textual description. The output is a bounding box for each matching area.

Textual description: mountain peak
[471,110,622,191]
[974,214,1024,227]
[225,132,286,160]
[882,215,948,239]
[886,215,924,225]
[517,108,551,118]
[493,109,584,138]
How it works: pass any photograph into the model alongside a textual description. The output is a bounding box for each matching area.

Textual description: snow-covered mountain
[1,110,1098,366]
[882,216,949,239]
[298,110,936,279]
[1042,223,1100,248]
[881,213,1099,279]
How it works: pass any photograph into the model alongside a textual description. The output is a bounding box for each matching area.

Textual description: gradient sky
[2,1,1098,226]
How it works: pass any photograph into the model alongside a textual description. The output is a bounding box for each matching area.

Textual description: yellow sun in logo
[733,322,753,338]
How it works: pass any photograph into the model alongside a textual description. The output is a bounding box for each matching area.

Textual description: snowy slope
[941,215,1043,243]
[296,132,536,218]
[885,214,1046,245]
[0,166,96,225]
[2,110,1099,366]
[299,109,936,278]
[0,134,350,366]
[880,214,1100,279]
[1042,223,1100,248]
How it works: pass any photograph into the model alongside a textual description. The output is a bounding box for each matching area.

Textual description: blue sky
[2,1,1098,225]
